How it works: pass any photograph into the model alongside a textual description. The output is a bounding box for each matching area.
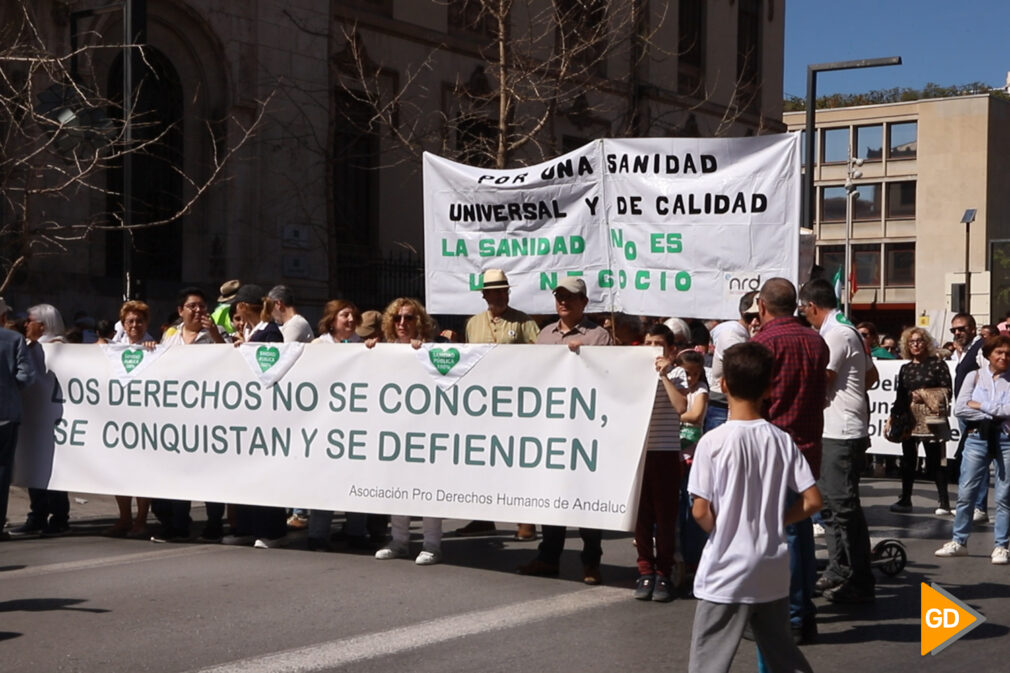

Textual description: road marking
[191,586,628,673]
[0,544,226,580]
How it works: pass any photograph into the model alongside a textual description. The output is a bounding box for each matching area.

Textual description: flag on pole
[832,268,843,308]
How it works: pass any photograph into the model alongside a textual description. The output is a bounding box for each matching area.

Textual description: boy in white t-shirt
[687,342,821,673]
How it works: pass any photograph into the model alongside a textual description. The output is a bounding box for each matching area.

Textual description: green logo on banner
[429,347,460,375]
[121,349,144,373]
[256,346,280,372]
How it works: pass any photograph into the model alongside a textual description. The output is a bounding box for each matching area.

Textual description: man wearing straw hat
[456,269,541,540]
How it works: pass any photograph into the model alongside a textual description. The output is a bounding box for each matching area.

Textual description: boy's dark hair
[177,286,206,308]
[721,341,774,402]
[645,323,675,347]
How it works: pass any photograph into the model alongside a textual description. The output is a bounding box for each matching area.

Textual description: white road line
[191,586,628,673]
[0,544,226,580]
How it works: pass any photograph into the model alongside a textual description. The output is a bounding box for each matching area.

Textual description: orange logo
[921,582,985,655]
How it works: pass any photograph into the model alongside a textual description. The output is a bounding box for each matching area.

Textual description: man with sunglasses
[951,312,991,524]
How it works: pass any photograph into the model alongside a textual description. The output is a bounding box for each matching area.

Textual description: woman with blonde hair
[366,297,442,565]
[888,327,952,515]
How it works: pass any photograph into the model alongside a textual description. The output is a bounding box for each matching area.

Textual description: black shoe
[824,582,875,604]
[633,574,655,600]
[652,575,674,602]
[8,519,44,537]
[889,500,913,513]
[40,521,70,538]
[307,537,333,552]
[791,620,818,645]
[199,522,224,542]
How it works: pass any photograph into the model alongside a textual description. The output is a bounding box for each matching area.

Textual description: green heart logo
[121,349,144,373]
[429,347,460,375]
[256,346,280,372]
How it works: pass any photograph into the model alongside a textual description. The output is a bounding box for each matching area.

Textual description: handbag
[910,387,950,438]
[884,412,912,443]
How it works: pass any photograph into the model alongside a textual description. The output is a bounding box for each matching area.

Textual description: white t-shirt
[281,314,314,343]
[688,419,816,604]
[708,321,748,404]
[819,310,871,439]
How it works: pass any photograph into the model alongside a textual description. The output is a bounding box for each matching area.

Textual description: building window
[556,0,608,78]
[735,0,762,113]
[822,127,848,163]
[888,121,917,159]
[678,0,705,94]
[885,242,915,287]
[332,92,379,249]
[853,243,881,286]
[821,186,847,222]
[851,183,881,221]
[886,181,916,219]
[448,0,496,37]
[855,124,883,161]
[818,244,845,281]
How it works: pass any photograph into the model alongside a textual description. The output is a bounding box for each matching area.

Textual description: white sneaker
[415,550,442,566]
[253,535,289,549]
[991,547,1009,565]
[974,509,989,523]
[375,544,409,560]
[934,541,967,557]
[934,508,953,517]
[812,523,825,537]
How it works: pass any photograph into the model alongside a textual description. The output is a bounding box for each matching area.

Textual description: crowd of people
[1,272,1006,673]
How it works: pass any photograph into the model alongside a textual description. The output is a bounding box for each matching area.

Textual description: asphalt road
[2,478,1008,673]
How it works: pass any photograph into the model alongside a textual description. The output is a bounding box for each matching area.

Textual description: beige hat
[744,295,760,314]
[480,269,510,290]
[218,279,241,303]
[356,310,383,338]
[553,276,587,298]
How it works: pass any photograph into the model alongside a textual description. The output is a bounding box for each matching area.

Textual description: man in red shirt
[751,277,829,644]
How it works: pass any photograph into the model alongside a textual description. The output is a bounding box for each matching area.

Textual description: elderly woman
[313,300,361,344]
[9,304,69,537]
[936,334,1010,563]
[103,301,156,538]
[889,327,952,515]
[366,297,443,565]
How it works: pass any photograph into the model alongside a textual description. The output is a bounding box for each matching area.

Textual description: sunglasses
[950,326,968,334]
[908,339,926,345]
[395,314,417,323]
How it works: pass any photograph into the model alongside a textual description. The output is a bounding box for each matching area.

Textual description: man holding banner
[457,269,541,540]
[518,276,612,584]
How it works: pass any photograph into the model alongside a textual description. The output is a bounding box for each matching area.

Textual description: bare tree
[0,1,271,294]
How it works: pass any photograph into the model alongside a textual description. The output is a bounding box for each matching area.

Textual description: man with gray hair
[1,297,36,541]
[268,285,314,343]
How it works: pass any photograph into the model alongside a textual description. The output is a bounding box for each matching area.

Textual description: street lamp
[843,155,864,317]
[803,57,902,229]
[962,209,977,314]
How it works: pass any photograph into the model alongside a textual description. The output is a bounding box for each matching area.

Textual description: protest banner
[15,343,658,531]
[423,134,801,318]
[867,359,958,458]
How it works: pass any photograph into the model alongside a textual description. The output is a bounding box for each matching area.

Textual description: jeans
[818,437,874,592]
[703,403,728,434]
[786,490,816,628]
[952,434,1010,548]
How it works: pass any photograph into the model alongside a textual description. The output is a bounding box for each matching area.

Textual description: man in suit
[1,297,37,540]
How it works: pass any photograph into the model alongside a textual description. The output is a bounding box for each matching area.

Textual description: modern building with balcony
[785,94,1010,335]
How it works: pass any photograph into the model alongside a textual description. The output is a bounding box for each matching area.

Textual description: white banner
[423,135,801,318]
[16,343,658,531]
[867,359,959,458]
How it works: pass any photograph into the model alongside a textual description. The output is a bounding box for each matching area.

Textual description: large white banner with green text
[15,343,658,531]
[423,134,800,318]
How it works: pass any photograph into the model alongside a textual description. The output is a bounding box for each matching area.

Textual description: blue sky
[785,1,1010,99]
